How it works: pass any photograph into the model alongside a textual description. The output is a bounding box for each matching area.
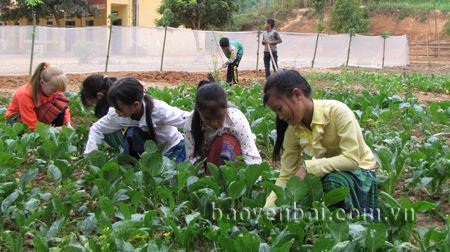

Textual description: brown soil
[1,63,450,105]
[0,70,265,99]
[275,8,450,41]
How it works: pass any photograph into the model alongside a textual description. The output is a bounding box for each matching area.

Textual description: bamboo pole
[346,33,353,67]
[29,13,36,75]
[160,26,167,71]
[434,1,437,40]
[382,37,386,68]
[256,28,261,71]
[268,46,278,72]
[415,35,418,62]
[438,33,440,64]
[426,34,429,63]
[312,31,319,69]
[105,23,113,72]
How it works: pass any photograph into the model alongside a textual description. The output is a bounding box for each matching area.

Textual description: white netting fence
[0,26,409,75]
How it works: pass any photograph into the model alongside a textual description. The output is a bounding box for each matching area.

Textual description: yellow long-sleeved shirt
[264,99,376,207]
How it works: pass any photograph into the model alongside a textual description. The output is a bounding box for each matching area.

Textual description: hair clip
[43,62,50,68]
[102,75,108,80]
[143,88,147,93]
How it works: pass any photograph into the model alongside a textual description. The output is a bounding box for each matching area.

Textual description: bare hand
[295,167,307,180]
[65,123,74,130]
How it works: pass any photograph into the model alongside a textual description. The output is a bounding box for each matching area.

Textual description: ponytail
[144,95,158,144]
[192,110,204,156]
[30,62,66,106]
[272,117,289,161]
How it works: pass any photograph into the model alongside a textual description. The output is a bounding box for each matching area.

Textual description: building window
[65,21,75,27]
[86,20,94,26]
[47,21,53,26]
[111,11,122,25]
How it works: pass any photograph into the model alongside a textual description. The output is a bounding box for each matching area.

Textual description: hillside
[256,8,450,41]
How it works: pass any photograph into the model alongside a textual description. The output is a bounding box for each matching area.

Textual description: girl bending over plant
[263,69,381,220]
[84,77,189,163]
[184,82,262,173]
[81,74,130,151]
[5,62,73,132]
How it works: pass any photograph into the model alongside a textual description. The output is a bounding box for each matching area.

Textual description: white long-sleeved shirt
[184,107,262,165]
[84,99,190,155]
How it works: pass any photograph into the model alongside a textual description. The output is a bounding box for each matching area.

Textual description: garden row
[0,72,450,251]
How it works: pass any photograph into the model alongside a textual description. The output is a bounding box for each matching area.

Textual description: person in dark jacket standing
[262,19,283,79]
[220,37,243,85]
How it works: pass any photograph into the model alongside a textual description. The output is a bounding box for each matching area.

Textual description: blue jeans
[264,51,278,79]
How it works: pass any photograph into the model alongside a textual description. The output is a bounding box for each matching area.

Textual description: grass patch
[367,0,450,12]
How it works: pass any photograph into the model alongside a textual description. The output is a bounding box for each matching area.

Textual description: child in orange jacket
[5,62,73,132]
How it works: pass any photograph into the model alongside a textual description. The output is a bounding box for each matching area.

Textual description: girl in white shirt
[81,74,126,151]
[184,83,262,173]
[84,77,189,163]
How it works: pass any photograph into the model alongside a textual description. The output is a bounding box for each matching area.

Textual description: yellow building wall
[138,0,162,27]
[111,0,129,4]
[3,0,162,27]
[83,6,108,27]
[111,5,129,26]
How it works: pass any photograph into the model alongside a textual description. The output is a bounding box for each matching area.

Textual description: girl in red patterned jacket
[5,62,72,132]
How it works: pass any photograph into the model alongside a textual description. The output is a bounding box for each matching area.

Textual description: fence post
[415,35,418,62]
[437,33,440,64]
[105,13,118,73]
[426,34,429,63]
[311,16,325,69]
[256,29,261,71]
[346,29,355,67]
[381,32,390,68]
[256,15,265,71]
[160,26,167,71]
[29,13,36,75]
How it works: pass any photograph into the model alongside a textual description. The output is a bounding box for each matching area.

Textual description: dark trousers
[264,51,278,79]
[226,58,241,84]
[51,110,66,127]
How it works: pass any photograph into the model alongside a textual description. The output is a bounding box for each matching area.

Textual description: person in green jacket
[219,37,243,85]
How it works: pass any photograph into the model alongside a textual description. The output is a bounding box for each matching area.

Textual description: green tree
[0,0,100,26]
[156,0,239,30]
[328,0,370,34]
[445,17,450,37]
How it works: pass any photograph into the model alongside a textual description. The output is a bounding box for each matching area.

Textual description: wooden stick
[415,35,418,62]
[267,45,279,72]
[438,33,440,64]
[434,133,450,138]
[426,34,429,63]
